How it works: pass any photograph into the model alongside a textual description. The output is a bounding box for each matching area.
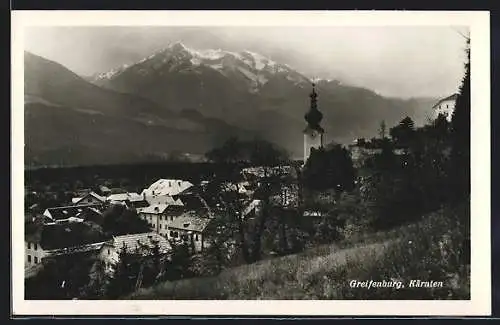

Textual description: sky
[24,26,468,99]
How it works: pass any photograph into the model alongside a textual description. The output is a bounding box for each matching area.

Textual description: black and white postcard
[11,10,491,316]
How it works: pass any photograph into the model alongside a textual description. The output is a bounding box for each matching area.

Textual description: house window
[34,243,38,251]
[170,230,174,237]
[160,224,162,229]
[107,249,110,255]
[34,257,38,264]
[160,216,163,221]
[170,216,174,221]
[195,234,199,241]
[27,255,31,263]
[28,242,31,249]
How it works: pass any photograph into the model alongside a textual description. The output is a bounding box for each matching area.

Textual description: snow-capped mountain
[93,42,309,95]
[89,42,435,158]
[25,47,437,167]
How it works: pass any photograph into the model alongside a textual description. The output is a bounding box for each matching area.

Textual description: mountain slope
[25,51,172,119]
[24,46,438,167]
[24,52,254,167]
[92,42,437,152]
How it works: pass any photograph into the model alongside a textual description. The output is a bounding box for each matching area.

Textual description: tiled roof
[167,214,212,233]
[74,192,106,204]
[128,193,144,202]
[107,193,130,202]
[145,194,184,206]
[107,192,144,202]
[48,241,105,257]
[138,204,169,214]
[106,232,171,254]
[45,204,103,221]
[143,179,194,197]
[164,205,190,217]
[129,200,149,209]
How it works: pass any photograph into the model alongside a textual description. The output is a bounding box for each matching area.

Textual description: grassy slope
[128,204,470,300]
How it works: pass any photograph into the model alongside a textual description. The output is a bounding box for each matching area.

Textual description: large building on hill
[433,93,458,121]
[303,82,325,164]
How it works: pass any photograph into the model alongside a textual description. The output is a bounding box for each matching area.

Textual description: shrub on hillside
[323,202,470,299]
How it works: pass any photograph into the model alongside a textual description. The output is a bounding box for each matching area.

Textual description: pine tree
[379,120,387,139]
[450,37,471,200]
[106,244,135,298]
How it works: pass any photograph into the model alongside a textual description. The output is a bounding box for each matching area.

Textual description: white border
[11,10,491,316]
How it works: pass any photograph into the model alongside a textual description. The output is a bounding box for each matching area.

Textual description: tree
[163,241,194,281]
[205,138,299,264]
[302,144,356,194]
[379,120,387,139]
[390,116,416,151]
[205,137,243,164]
[102,205,150,236]
[449,37,471,201]
[81,259,111,299]
[106,244,137,299]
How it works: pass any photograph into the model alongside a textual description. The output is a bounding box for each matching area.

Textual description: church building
[303,82,325,164]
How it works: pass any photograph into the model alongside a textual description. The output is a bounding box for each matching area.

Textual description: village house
[25,222,107,278]
[137,204,171,234]
[155,205,193,236]
[98,232,171,274]
[164,213,214,252]
[433,93,458,121]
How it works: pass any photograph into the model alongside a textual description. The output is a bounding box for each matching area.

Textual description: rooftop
[145,194,184,206]
[163,205,191,217]
[167,214,212,233]
[432,93,459,108]
[138,204,169,214]
[143,179,194,197]
[106,232,171,254]
[25,222,108,251]
[107,192,142,202]
[44,204,104,221]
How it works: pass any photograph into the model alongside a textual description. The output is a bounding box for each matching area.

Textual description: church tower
[303,82,325,164]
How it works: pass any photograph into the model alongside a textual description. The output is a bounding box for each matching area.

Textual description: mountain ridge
[24,48,438,167]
